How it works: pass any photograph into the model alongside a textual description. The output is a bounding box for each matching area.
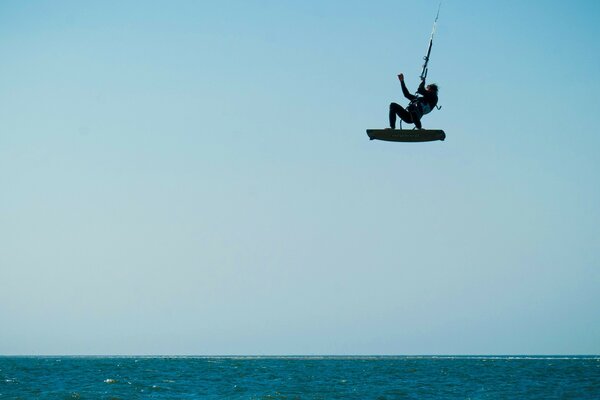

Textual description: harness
[408,98,433,121]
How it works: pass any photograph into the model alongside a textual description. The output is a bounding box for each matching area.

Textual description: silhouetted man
[389,73,438,129]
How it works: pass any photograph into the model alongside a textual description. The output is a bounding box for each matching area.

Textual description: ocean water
[1,356,599,399]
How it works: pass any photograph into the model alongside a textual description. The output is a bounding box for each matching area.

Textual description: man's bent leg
[389,102,412,129]
[413,116,422,129]
[389,103,398,128]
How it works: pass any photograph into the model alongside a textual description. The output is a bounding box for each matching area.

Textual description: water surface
[1,356,599,399]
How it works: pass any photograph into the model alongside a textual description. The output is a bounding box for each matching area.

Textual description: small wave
[104,378,117,384]
[411,356,600,361]
[166,355,600,361]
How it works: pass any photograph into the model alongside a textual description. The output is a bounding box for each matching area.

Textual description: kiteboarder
[389,73,439,130]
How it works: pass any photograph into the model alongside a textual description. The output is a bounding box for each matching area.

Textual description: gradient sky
[1,0,599,355]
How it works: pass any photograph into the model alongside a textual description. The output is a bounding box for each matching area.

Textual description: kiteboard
[366,129,445,142]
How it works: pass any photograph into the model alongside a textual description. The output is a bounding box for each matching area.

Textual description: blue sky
[1,0,599,355]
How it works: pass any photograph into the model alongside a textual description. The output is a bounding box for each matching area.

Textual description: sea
[1,356,599,399]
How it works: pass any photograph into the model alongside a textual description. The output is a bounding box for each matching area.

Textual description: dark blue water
[1,356,599,399]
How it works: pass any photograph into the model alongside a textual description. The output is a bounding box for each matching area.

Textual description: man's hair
[428,83,439,93]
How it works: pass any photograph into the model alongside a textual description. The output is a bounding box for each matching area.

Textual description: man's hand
[398,73,404,82]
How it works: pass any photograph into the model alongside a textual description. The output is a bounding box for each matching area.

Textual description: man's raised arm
[417,79,427,95]
[398,73,416,101]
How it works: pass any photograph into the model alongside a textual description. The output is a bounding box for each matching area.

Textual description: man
[389,73,439,129]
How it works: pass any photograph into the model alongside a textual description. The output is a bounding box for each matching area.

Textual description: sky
[1,0,599,355]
